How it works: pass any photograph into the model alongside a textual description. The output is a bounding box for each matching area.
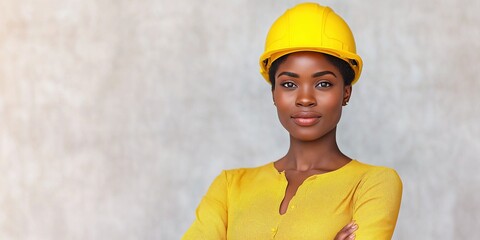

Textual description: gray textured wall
[1,0,479,239]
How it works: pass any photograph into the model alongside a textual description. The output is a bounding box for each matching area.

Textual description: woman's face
[272,51,351,141]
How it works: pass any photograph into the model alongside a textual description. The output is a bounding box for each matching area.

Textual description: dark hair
[268,52,355,90]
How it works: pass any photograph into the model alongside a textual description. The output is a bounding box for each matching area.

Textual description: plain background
[1,0,479,239]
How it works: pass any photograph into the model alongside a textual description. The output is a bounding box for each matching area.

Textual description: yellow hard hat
[259,3,363,85]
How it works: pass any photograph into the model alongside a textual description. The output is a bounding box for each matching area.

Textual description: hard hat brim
[259,47,363,85]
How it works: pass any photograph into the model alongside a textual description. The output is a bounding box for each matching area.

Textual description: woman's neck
[278,127,350,172]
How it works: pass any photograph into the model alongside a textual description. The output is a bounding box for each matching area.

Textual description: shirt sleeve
[182,171,229,240]
[352,167,403,240]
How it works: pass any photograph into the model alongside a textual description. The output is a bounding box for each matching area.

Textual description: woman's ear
[272,92,276,106]
[343,85,352,106]
[271,86,276,106]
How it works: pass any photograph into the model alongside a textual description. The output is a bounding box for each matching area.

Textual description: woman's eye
[281,82,297,88]
[316,82,332,88]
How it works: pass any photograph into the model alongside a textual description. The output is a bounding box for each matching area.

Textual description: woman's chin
[286,125,338,142]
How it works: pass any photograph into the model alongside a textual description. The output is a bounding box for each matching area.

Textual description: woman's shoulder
[351,159,400,173]
[221,162,278,182]
[350,160,402,187]
[350,159,398,171]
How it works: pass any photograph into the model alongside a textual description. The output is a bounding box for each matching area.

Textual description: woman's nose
[295,87,317,107]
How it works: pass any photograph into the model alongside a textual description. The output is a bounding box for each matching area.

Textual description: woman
[183,3,402,240]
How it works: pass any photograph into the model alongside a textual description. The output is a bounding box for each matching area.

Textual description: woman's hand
[334,221,358,240]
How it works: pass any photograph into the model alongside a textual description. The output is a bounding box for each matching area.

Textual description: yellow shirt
[183,160,402,240]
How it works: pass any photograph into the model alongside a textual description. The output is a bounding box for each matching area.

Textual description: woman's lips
[291,112,321,126]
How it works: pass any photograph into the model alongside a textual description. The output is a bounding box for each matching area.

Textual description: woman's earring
[344,102,349,106]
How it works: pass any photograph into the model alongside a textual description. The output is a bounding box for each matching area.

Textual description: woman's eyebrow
[312,71,336,78]
[277,72,299,78]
